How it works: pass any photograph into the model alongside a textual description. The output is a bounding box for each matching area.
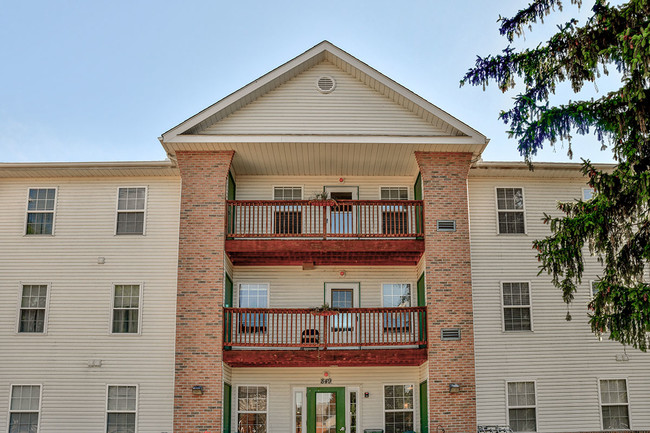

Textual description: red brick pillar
[415,151,476,433]
[174,150,235,433]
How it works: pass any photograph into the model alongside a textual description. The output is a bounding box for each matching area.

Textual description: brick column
[174,150,235,433]
[415,151,476,433]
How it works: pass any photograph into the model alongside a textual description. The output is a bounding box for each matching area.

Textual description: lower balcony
[222,307,427,367]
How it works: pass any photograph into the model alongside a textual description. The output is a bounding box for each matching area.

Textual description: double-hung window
[274,186,302,235]
[507,381,537,432]
[239,283,268,332]
[384,384,414,433]
[18,284,48,333]
[106,385,137,433]
[381,187,409,235]
[502,282,532,331]
[599,379,630,429]
[591,281,600,298]
[26,188,56,235]
[9,385,41,433]
[112,284,141,334]
[238,385,268,433]
[116,187,147,235]
[383,283,411,330]
[496,188,525,234]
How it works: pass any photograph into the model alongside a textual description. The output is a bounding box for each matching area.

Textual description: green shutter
[419,380,428,433]
[223,382,232,433]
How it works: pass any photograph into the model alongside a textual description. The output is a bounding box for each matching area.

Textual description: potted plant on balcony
[308,192,337,207]
[310,303,339,316]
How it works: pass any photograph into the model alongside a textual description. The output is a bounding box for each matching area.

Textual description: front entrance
[324,186,358,235]
[307,387,346,433]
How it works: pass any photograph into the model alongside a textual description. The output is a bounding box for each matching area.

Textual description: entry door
[307,387,346,433]
[419,380,428,433]
[324,187,358,235]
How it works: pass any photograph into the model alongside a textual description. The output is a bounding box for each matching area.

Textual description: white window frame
[381,283,414,308]
[236,384,269,433]
[382,383,416,433]
[109,283,143,335]
[598,378,632,430]
[24,186,58,236]
[379,186,410,200]
[495,187,527,235]
[237,283,270,308]
[15,282,51,335]
[347,386,361,433]
[583,188,595,200]
[505,380,538,432]
[273,186,303,201]
[501,282,534,332]
[590,280,600,298]
[105,384,139,433]
[114,186,148,236]
[7,384,43,433]
[292,386,306,433]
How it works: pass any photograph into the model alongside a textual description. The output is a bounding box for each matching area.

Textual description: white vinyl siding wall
[469,176,650,431]
[0,177,180,433]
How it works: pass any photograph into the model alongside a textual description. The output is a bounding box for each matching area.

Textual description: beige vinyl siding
[232,266,418,309]
[199,61,453,137]
[0,177,180,432]
[469,177,650,431]
[230,366,421,433]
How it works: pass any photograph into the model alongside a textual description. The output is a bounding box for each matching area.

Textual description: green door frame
[414,173,423,237]
[417,273,426,347]
[227,170,236,234]
[223,382,232,433]
[306,387,345,433]
[224,273,234,349]
[419,380,428,433]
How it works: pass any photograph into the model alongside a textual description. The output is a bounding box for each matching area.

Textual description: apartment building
[1,41,648,433]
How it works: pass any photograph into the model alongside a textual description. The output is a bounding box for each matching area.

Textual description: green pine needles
[462,0,650,350]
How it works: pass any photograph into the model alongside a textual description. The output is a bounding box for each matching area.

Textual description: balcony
[224,200,425,266]
[222,307,428,367]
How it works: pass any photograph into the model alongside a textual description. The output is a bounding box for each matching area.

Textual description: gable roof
[160,41,488,147]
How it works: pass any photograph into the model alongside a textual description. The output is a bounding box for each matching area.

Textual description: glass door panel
[307,387,345,433]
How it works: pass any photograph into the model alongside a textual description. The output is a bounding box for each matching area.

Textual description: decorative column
[415,151,477,433]
[174,150,235,432]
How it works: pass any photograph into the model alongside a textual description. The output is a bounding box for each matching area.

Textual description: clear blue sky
[0,0,616,163]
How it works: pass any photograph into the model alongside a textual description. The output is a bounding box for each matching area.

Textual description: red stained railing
[226,200,424,239]
[223,307,427,349]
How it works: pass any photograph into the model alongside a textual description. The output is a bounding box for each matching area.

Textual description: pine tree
[461,0,650,349]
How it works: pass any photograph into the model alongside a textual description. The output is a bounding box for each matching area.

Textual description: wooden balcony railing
[226,200,424,239]
[223,307,427,349]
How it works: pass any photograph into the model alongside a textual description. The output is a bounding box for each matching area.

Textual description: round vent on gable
[316,76,336,93]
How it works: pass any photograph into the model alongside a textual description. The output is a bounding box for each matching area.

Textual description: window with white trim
[381,187,408,200]
[116,187,146,235]
[384,384,414,433]
[273,187,302,234]
[106,385,137,433]
[274,186,302,200]
[26,188,56,235]
[583,188,595,200]
[238,385,267,433]
[600,379,630,429]
[383,283,411,330]
[294,390,303,433]
[507,381,537,432]
[9,385,41,433]
[239,284,268,332]
[591,281,600,298]
[503,282,532,331]
[112,285,141,334]
[18,284,48,333]
[497,188,525,234]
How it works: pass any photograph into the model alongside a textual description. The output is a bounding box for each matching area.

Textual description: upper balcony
[224,199,425,266]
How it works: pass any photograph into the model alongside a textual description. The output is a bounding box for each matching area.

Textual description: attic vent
[437,220,456,232]
[441,328,461,341]
[316,76,336,93]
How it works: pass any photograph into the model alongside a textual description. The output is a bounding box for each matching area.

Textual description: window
[349,390,358,433]
[9,385,41,433]
[26,188,56,235]
[496,188,525,234]
[583,188,594,200]
[239,284,268,332]
[112,285,141,334]
[238,385,267,433]
[381,187,409,234]
[106,385,137,433]
[274,187,302,234]
[591,281,600,298]
[600,379,630,430]
[294,391,303,433]
[502,282,532,331]
[507,381,537,432]
[383,283,411,330]
[384,384,414,433]
[116,187,146,235]
[18,284,48,333]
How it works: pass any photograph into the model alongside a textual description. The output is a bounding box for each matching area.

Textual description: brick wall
[415,151,476,433]
[174,150,235,433]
